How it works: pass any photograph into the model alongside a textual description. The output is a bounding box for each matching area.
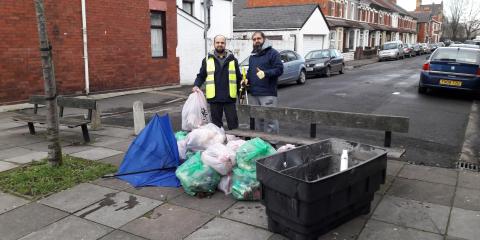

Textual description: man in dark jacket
[193,35,242,130]
[245,31,284,134]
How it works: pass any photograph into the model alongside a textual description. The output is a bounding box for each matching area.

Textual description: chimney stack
[416,0,422,10]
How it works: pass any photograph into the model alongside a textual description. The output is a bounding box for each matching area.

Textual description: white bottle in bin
[340,149,348,171]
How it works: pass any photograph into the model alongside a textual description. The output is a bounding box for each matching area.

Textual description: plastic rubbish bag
[177,140,187,161]
[175,152,221,196]
[218,174,233,195]
[175,131,188,141]
[231,168,261,200]
[226,134,241,142]
[182,92,210,131]
[277,144,296,153]
[226,139,246,153]
[236,138,276,171]
[186,123,226,151]
[201,143,236,175]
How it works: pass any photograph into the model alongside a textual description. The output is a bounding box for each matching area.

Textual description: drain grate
[456,161,479,172]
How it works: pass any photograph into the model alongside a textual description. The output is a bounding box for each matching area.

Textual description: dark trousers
[210,102,239,130]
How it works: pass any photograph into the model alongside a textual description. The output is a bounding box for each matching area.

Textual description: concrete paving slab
[377,175,394,195]
[18,215,112,240]
[62,145,96,154]
[4,151,47,164]
[357,219,443,240]
[92,178,132,191]
[387,178,455,206]
[75,191,162,228]
[22,141,73,152]
[90,136,128,148]
[0,147,36,160]
[318,217,367,240]
[98,153,125,167]
[0,191,29,214]
[454,187,480,211]
[222,201,268,229]
[121,203,213,240]
[363,193,383,219]
[458,171,480,190]
[91,127,133,139]
[0,161,18,172]
[39,183,117,213]
[398,164,458,186]
[448,207,480,240]
[185,217,273,240]
[268,234,288,240]
[0,121,25,130]
[70,147,123,161]
[387,160,405,176]
[101,140,132,152]
[125,186,184,202]
[170,192,236,215]
[372,195,450,234]
[0,203,69,240]
[99,230,148,240]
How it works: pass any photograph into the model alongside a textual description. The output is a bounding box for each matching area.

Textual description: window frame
[150,11,167,58]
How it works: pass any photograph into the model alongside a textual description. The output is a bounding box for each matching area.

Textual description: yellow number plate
[439,79,462,87]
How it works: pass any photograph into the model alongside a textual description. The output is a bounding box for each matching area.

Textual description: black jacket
[247,42,284,96]
[194,50,242,103]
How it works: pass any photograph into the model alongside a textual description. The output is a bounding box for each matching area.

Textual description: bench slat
[58,97,96,110]
[238,105,409,133]
[13,113,89,128]
[226,129,316,145]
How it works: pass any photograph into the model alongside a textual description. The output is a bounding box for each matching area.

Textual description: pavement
[0,106,480,239]
[345,57,379,69]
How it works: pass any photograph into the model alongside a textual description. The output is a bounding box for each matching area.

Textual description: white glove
[256,67,265,80]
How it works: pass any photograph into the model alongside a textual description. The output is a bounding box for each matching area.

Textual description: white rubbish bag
[277,144,296,153]
[201,143,236,175]
[226,139,246,153]
[218,174,233,195]
[186,123,226,151]
[182,91,210,131]
[177,139,187,160]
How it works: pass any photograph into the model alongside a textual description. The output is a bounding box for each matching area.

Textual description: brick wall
[0,0,179,104]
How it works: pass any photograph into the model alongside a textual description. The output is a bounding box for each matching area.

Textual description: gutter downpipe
[81,0,90,95]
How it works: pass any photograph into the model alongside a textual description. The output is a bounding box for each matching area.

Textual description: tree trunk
[33,0,62,166]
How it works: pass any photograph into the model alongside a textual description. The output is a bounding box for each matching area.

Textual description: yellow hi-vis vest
[205,57,237,99]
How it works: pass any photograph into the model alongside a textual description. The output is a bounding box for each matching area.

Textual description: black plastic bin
[256,138,387,240]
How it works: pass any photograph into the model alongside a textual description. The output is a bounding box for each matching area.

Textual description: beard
[215,47,225,54]
[253,43,263,53]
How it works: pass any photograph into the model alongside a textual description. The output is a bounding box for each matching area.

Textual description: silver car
[379,41,405,61]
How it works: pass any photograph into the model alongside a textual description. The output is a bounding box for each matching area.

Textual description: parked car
[438,42,445,47]
[412,43,422,55]
[449,44,480,49]
[418,47,480,94]
[403,44,414,57]
[240,50,306,85]
[304,49,345,78]
[430,43,438,52]
[379,41,405,61]
[419,43,431,54]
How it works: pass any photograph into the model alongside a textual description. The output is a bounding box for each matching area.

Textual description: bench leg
[81,125,90,143]
[250,118,255,130]
[384,131,392,148]
[310,123,316,138]
[28,122,35,135]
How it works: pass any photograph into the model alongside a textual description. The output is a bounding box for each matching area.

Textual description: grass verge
[0,155,117,200]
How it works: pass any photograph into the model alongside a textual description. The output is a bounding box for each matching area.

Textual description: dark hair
[252,31,266,40]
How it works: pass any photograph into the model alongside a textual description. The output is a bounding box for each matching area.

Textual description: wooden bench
[227,104,409,149]
[12,95,97,142]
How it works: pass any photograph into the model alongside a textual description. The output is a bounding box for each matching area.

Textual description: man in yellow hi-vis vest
[193,35,242,130]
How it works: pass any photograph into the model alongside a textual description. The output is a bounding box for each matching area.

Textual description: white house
[232,4,330,59]
[176,0,234,84]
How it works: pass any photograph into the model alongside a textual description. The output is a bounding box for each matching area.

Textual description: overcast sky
[397,0,445,11]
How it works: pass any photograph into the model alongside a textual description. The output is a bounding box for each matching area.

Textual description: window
[329,31,336,49]
[280,53,289,62]
[182,1,193,15]
[286,52,297,61]
[329,1,334,16]
[151,11,166,58]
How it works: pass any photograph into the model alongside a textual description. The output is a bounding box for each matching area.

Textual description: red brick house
[410,0,443,43]
[0,0,179,105]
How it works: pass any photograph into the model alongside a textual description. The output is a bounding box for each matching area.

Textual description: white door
[303,34,325,56]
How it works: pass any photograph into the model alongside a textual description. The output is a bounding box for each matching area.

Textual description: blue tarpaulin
[117,114,181,187]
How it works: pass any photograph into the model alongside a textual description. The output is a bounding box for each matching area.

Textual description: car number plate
[439,79,462,87]
[306,67,313,72]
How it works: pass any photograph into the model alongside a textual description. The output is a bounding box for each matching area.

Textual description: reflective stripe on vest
[205,57,237,99]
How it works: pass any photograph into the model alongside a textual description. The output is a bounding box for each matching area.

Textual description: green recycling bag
[175,131,188,141]
[236,138,276,171]
[231,167,261,200]
[175,152,221,196]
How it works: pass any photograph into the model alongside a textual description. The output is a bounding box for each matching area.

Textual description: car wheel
[297,70,306,84]
[339,64,345,74]
[396,54,400,60]
[418,85,427,94]
[324,67,331,77]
